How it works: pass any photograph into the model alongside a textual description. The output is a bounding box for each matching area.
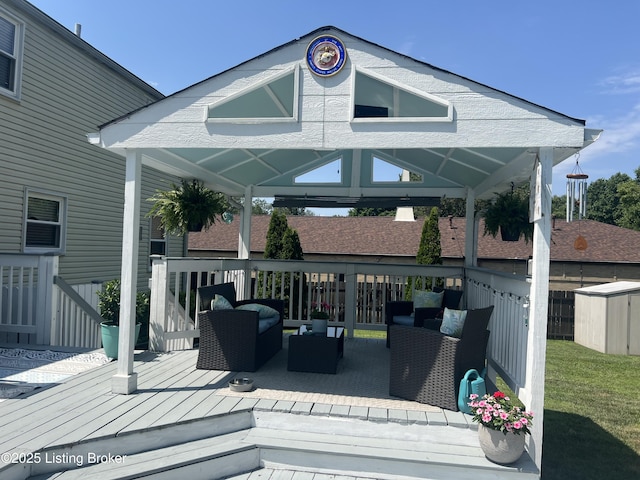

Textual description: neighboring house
[188,216,640,291]
[0,0,184,344]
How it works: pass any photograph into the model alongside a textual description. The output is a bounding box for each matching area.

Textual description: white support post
[238,185,252,260]
[464,189,477,268]
[523,147,553,471]
[239,186,253,299]
[40,255,58,345]
[149,256,168,352]
[343,264,357,338]
[112,150,142,394]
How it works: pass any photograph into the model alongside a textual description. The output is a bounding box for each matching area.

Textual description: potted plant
[147,179,228,235]
[468,391,534,464]
[97,279,147,359]
[309,301,330,334]
[482,188,534,242]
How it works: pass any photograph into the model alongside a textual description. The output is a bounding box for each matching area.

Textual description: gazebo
[89,26,600,471]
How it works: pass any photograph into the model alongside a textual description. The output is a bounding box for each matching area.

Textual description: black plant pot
[500,227,521,242]
[187,222,204,232]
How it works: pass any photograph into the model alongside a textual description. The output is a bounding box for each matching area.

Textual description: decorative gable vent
[206,66,299,123]
[352,67,452,122]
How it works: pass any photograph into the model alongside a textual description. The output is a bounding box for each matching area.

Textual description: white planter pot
[477,424,526,465]
[311,318,328,335]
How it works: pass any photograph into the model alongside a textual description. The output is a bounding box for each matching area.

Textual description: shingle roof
[188,216,640,264]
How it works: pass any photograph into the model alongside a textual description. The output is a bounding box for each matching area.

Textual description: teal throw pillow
[211,294,233,311]
[440,307,467,338]
[414,290,444,308]
[236,303,279,319]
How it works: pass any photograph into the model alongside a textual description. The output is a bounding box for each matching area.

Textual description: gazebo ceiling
[94,26,600,203]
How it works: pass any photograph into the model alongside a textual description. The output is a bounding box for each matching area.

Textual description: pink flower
[513,421,523,430]
[500,412,509,420]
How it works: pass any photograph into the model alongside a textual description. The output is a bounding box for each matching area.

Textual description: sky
[29,0,640,204]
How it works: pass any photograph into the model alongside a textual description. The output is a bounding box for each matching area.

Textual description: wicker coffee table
[287,325,344,374]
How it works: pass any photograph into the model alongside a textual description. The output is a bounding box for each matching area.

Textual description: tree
[406,207,442,298]
[280,206,314,216]
[586,173,631,225]
[281,227,304,260]
[264,210,288,259]
[551,195,567,220]
[260,211,305,310]
[348,207,395,216]
[252,198,272,215]
[417,207,442,267]
[617,168,640,231]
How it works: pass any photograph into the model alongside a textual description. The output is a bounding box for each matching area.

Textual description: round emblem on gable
[306,35,347,76]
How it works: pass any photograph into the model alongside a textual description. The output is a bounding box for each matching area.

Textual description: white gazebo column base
[112,373,138,394]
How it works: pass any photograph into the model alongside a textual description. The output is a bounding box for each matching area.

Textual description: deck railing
[51,277,103,348]
[0,253,56,345]
[0,253,103,348]
[464,267,531,394]
[148,256,465,350]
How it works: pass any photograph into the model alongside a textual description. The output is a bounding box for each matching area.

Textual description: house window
[23,191,67,254]
[0,10,24,99]
[149,216,166,269]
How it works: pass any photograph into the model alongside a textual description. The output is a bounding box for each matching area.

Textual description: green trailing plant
[147,179,228,235]
[482,187,534,243]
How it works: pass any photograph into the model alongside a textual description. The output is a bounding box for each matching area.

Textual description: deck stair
[20,410,537,480]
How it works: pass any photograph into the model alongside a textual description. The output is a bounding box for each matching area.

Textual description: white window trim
[350,66,453,123]
[0,6,25,101]
[22,188,67,254]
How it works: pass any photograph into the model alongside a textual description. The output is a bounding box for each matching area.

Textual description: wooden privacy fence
[547,290,575,340]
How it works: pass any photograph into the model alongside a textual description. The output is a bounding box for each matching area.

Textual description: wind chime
[566,155,589,251]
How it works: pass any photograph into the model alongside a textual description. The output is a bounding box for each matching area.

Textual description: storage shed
[574,281,640,355]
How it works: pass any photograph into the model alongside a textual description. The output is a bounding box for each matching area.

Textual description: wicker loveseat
[385,287,464,347]
[196,283,284,372]
[389,305,494,411]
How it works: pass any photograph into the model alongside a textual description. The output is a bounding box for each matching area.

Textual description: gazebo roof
[91,25,600,203]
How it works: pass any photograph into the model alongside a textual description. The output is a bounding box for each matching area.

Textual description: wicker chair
[196,283,284,372]
[389,305,494,411]
[385,287,464,347]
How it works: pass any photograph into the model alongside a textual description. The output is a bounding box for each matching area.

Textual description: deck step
[25,414,538,480]
[27,431,257,480]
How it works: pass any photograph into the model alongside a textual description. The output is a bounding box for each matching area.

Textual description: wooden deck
[0,340,539,479]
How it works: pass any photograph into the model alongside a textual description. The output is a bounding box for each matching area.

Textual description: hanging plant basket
[500,227,522,242]
[147,179,229,236]
[483,188,533,243]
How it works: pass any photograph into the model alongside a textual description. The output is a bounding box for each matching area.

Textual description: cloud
[599,67,640,95]
[553,101,640,191]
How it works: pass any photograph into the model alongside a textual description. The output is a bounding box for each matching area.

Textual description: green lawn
[542,339,640,480]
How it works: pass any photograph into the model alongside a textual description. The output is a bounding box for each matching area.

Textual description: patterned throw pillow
[236,303,279,319]
[211,294,234,311]
[414,290,444,309]
[440,307,467,338]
